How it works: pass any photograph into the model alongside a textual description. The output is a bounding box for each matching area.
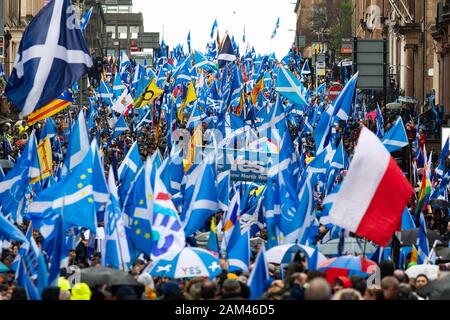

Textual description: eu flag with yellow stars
[28,144,97,232]
[127,164,153,256]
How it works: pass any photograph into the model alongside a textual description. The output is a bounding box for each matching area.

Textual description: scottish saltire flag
[227,220,250,272]
[40,117,57,140]
[193,51,216,72]
[28,145,97,232]
[417,213,430,264]
[301,60,311,75]
[15,256,41,300]
[217,171,230,211]
[159,146,184,207]
[4,0,92,118]
[112,115,128,139]
[382,117,408,153]
[91,140,109,209]
[28,205,66,285]
[187,102,206,130]
[120,51,131,82]
[172,56,192,86]
[271,17,280,39]
[218,34,236,68]
[248,246,270,300]
[436,137,449,177]
[80,7,93,32]
[181,157,219,237]
[376,104,384,138]
[113,72,125,99]
[151,165,186,261]
[102,167,131,270]
[401,207,416,230]
[61,111,90,176]
[118,141,143,204]
[314,72,359,153]
[0,133,38,221]
[210,19,218,38]
[316,82,327,96]
[0,212,27,243]
[275,66,308,107]
[99,80,114,106]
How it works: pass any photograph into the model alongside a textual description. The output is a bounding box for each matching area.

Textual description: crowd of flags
[0,0,448,300]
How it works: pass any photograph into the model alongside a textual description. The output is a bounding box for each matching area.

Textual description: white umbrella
[405,264,440,281]
[266,244,327,265]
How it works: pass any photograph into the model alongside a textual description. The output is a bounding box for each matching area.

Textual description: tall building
[351,1,438,106]
[294,0,343,58]
[432,1,450,120]
[100,0,159,63]
[2,0,45,76]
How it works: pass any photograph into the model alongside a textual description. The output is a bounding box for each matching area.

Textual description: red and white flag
[112,89,133,115]
[329,127,414,246]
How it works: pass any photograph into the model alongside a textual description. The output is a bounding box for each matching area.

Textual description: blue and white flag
[0,212,27,243]
[62,111,90,176]
[99,80,114,106]
[417,212,430,264]
[382,117,409,153]
[102,167,131,270]
[181,157,219,237]
[4,0,92,118]
[118,141,143,204]
[80,7,93,32]
[275,66,308,107]
[192,50,216,72]
[0,133,38,221]
[248,246,270,300]
[120,51,131,82]
[271,17,280,39]
[436,137,449,177]
[187,30,191,53]
[113,72,126,99]
[227,220,250,272]
[112,114,128,139]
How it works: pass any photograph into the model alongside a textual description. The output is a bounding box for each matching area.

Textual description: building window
[118,26,128,39]
[118,6,131,13]
[106,26,116,39]
[130,26,139,39]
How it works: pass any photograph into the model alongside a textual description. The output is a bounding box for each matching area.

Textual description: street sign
[341,38,353,54]
[329,85,343,101]
[130,40,138,52]
[137,32,160,49]
[296,35,306,48]
[353,38,389,89]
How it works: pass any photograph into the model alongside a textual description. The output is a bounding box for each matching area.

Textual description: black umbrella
[386,229,444,247]
[79,267,143,287]
[430,199,450,209]
[436,247,450,261]
[417,275,450,300]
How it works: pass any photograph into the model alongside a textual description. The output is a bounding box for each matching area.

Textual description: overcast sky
[132,0,297,59]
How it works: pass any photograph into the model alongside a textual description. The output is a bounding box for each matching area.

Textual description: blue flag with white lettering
[4,0,92,118]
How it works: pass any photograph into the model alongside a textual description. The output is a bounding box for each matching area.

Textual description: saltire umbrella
[266,244,327,265]
[318,255,378,285]
[150,247,222,279]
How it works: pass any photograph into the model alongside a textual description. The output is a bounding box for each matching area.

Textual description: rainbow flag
[27,91,72,125]
[415,163,432,217]
[410,244,418,265]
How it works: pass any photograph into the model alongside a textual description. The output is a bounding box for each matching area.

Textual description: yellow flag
[251,77,264,105]
[177,81,197,122]
[133,78,164,109]
[30,137,53,184]
[184,124,202,172]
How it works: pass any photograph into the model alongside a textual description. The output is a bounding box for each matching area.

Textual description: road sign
[130,40,138,52]
[329,85,343,101]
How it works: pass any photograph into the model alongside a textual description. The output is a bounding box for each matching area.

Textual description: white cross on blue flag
[4,0,92,118]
